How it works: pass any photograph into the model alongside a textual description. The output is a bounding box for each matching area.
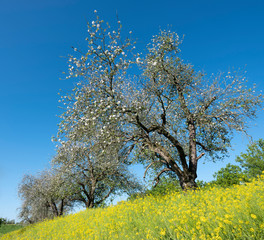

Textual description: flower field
[2,176,264,240]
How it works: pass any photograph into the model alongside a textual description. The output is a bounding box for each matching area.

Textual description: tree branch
[196,141,211,152]
[200,96,217,113]
[95,186,114,205]
[155,153,170,165]
[145,140,183,177]
[156,91,167,126]
[78,182,91,202]
[153,168,172,188]
[135,114,159,133]
[196,153,205,161]
[120,144,135,163]
[143,162,155,179]
[156,127,188,171]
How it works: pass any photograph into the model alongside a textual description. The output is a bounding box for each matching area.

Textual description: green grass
[0,225,23,237]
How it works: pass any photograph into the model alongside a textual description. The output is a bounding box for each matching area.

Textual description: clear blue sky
[0,0,263,222]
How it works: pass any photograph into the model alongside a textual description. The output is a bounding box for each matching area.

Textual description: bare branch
[143,162,155,179]
[156,127,188,171]
[155,153,170,165]
[146,141,183,177]
[153,168,172,188]
[196,153,205,161]
[95,186,114,205]
[121,144,135,163]
[135,114,159,133]
[199,96,217,114]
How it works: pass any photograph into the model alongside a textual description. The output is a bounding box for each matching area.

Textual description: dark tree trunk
[58,199,64,216]
[179,120,198,190]
[78,181,95,208]
[179,174,198,190]
[50,201,59,217]
[137,108,201,191]
[84,198,94,208]
[146,137,199,191]
[188,120,197,177]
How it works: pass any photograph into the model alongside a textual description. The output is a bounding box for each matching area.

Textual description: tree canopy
[212,163,247,187]
[57,13,263,190]
[236,138,264,178]
[18,169,75,223]
[53,139,142,209]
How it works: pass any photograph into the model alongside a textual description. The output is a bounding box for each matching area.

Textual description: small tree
[18,170,75,223]
[236,138,264,179]
[212,163,247,187]
[59,12,263,190]
[53,139,142,208]
[0,218,7,226]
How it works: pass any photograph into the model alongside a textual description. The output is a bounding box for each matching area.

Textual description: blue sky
[0,0,264,221]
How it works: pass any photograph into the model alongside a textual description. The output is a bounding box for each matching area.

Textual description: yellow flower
[223,219,232,224]
[160,228,166,236]
[3,175,264,240]
[200,216,207,222]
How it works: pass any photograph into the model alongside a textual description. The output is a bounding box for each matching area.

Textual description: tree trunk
[50,201,59,217]
[181,120,198,190]
[179,175,198,190]
[59,199,64,216]
[146,138,199,191]
[85,199,94,208]
[188,120,197,178]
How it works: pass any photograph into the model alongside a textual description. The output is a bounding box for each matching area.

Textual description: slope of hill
[2,176,264,240]
[0,225,23,237]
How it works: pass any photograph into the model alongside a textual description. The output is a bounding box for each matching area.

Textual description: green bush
[212,163,248,187]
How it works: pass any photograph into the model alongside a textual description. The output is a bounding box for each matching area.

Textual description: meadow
[0,225,23,237]
[1,176,264,240]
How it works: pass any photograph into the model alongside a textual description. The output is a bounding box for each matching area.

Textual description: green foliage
[212,138,264,188]
[128,176,209,201]
[128,176,182,201]
[212,163,248,187]
[0,218,6,226]
[0,218,15,226]
[196,180,208,188]
[0,224,23,237]
[236,138,264,178]
[146,177,182,196]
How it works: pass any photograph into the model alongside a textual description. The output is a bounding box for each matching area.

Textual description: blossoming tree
[58,12,263,190]
[18,169,75,223]
[53,139,142,208]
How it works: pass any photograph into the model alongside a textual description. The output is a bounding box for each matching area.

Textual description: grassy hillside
[0,225,23,237]
[2,176,264,240]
